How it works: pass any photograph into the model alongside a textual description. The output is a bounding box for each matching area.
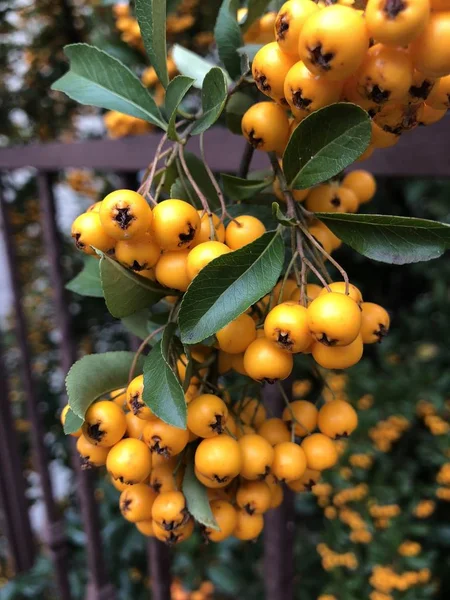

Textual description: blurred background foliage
[0,1,449,600]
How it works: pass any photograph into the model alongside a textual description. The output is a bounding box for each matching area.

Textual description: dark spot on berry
[120,498,132,514]
[317,333,338,347]
[330,196,341,208]
[151,437,170,459]
[210,414,225,435]
[254,70,271,93]
[244,503,255,515]
[409,79,433,101]
[368,108,378,118]
[151,479,162,493]
[303,479,316,491]
[277,331,293,351]
[384,0,406,19]
[166,531,182,545]
[86,422,104,443]
[375,323,388,342]
[80,456,93,470]
[178,223,196,246]
[248,128,264,149]
[113,207,134,230]
[276,14,289,41]
[131,260,145,271]
[257,464,271,481]
[73,232,84,250]
[309,44,334,71]
[292,89,313,110]
[279,97,289,107]
[368,84,391,104]
[130,393,144,416]
[213,474,229,484]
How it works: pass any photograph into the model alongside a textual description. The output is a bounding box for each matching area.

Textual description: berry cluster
[243,0,450,159]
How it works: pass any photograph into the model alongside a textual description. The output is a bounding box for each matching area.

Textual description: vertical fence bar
[0,179,72,599]
[263,381,295,600]
[0,333,35,573]
[147,539,172,600]
[36,171,116,600]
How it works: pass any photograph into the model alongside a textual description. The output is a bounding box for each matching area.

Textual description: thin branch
[138,134,169,203]
[178,144,211,215]
[238,143,255,179]
[128,326,165,384]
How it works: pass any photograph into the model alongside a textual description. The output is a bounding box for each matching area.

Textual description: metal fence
[0,123,449,600]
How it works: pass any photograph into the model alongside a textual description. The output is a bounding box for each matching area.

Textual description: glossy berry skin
[143,419,189,458]
[298,5,369,81]
[284,61,342,120]
[244,338,294,383]
[225,215,266,250]
[373,102,420,135]
[155,250,190,292]
[307,292,362,346]
[426,75,450,110]
[153,517,194,545]
[151,491,188,530]
[216,313,257,354]
[305,184,359,213]
[82,401,126,448]
[365,0,430,47]
[193,212,225,245]
[238,434,275,480]
[360,302,390,343]
[282,400,318,437]
[195,435,242,486]
[204,500,237,542]
[106,438,152,485]
[120,484,157,523]
[233,510,264,540]
[187,241,230,281]
[257,418,291,446]
[318,282,363,306]
[318,400,358,439]
[411,12,450,78]
[407,70,436,106]
[71,212,116,256]
[301,433,338,471]
[417,103,447,126]
[187,394,229,438]
[312,334,364,369]
[100,190,152,240]
[290,283,321,305]
[272,441,307,482]
[135,520,154,537]
[264,302,313,353]
[127,374,154,421]
[342,171,376,205]
[76,435,110,468]
[355,44,413,106]
[371,121,400,149]
[125,412,148,439]
[275,0,319,57]
[151,199,200,251]
[115,234,161,271]
[252,42,297,105]
[236,480,272,514]
[242,102,290,154]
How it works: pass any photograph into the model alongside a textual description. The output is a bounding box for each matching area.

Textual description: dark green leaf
[52,44,166,129]
[143,324,187,429]
[179,231,285,344]
[66,352,145,419]
[182,460,219,529]
[135,0,168,88]
[121,309,151,340]
[222,173,273,201]
[214,0,243,80]
[222,203,276,229]
[99,253,173,318]
[172,45,217,89]
[242,0,272,32]
[191,68,228,135]
[283,103,371,190]
[315,212,450,265]
[66,256,103,297]
[174,152,221,209]
[165,75,195,140]
[272,202,297,227]
[237,44,263,62]
[63,408,83,435]
[225,91,254,134]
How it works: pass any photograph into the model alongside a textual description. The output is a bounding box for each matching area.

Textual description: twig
[138,135,170,203]
[128,326,165,384]
[276,381,312,438]
[178,144,211,215]
[302,256,330,290]
[277,251,298,304]
[297,235,308,307]
[238,143,255,179]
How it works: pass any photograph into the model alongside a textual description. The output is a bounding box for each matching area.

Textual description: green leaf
[214,0,243,80]
[283,103,371,190]
[135,0,169,88]
[242,0,272,32]
[165,75,195,140]
[272,202,297,227]
[63,408,83,435]
[99,253,173,318]
[172,45,217,89]
[237,44,263,62]
[222,173,273,201]
[52,44,166,129]
[179,231,285,344]
[66,256,103,298]
[191,68,228,135]
[66,352,145,419]
[143,324,187,429]
[315,213,450,265]
[121,309,151,340]
[225,91,254,134]
[174,152,221,209]
[182,460,219,529]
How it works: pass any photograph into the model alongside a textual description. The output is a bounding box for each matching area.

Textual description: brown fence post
[262,382,295,600]
[36,171,116,600]
[0,333,35,573]
[0,180,72,599]
[147,539,172,600]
